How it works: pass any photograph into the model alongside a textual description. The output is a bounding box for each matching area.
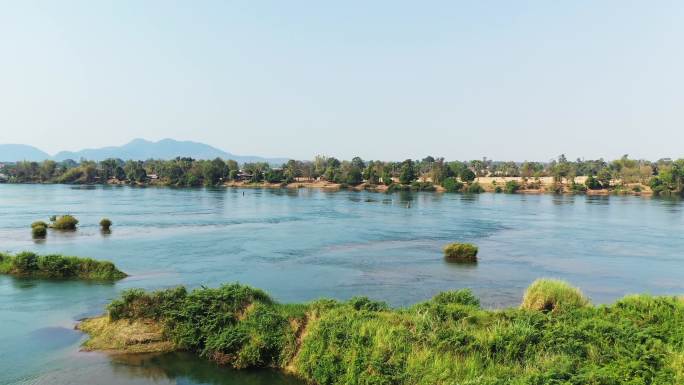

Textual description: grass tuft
[521,279,590,312]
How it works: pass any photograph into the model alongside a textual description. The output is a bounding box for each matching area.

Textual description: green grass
[443,242,478,262]
[0,251,126,280]
[89,281,684,384]
[521,279,590,312]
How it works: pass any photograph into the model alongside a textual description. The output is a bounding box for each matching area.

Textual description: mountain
[0,144,51,162]
[1,139,288,165]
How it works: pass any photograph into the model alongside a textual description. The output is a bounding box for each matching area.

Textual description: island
[78,280,684,384]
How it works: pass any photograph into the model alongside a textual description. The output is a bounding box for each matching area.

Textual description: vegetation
[3,154,684,196]
[0,251,126,280]
[31,225,47,238]
[50,214,79,230]
[504,180,521,193]
[31,221,48,229]
[443,242,479,262]
[521,279,591,312]
[83,281,684,384]
[99,218,112,230]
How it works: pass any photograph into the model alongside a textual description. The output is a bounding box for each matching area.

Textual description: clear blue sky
[1,1,682,161]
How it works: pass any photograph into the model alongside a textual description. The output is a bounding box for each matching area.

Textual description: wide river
[1,184,683,384]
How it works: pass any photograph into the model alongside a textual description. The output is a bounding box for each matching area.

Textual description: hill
[0,144,51,162]
[1,139,287,165]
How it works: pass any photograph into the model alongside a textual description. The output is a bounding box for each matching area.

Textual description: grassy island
[79,280,684,384]
[0,251,126,280]
[443,242,479,263]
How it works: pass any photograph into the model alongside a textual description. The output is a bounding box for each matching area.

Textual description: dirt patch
[77,316,175,354]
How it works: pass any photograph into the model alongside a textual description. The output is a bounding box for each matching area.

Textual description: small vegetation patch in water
[50,215,79,230]
[0,251,126,280]
[99,218,112,230]
[82,281,684,384]
[443,242,478,262]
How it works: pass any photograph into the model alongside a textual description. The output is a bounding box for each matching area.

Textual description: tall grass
[0,251,126,280]
[90,281,684,384]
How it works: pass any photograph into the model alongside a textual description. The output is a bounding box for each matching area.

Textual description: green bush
[0,251,126,280]
[31,221,48,229]
[442,177,463,193]
[50,215,79,230]
[443,242,478,262]
[585,175,602,190]
[521,279,590,312]
[504,180,521,193]
[99,218,112,230]
[466,182,484,194]
[32,225,47,238]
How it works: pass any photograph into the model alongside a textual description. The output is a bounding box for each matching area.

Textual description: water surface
[1,185,683,384]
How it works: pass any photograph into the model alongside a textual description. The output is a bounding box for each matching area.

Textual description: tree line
[1,154,684,195]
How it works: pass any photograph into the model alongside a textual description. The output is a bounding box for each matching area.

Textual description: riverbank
[79,281,684,384]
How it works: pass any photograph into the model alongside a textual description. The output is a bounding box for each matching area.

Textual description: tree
[398,160,416,184]
[460,168,476,183]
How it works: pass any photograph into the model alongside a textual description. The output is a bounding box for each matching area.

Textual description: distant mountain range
[0,139,288,165]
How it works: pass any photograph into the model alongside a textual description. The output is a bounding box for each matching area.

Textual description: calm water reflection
[1,185,683,384]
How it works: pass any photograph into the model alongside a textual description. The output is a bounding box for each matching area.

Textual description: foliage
[32,225,47,238]
[443,242,478,262]
[504,180,521,193]
[442,177,463,193]
[466,182,484,194]
[585,175,602,190]
[0,251,126,280]
[100,218,112,230]
[50,215,79,230]
[521,279,590,312]
[31,221,48,229]
[95,282,684,384]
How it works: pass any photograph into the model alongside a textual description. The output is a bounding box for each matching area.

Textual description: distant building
[147,174,159,180]
[236,171,253,181]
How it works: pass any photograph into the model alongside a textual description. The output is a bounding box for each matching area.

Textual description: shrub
[504,180,521,193]
[442,177,463,193]
[13,251,38,273]
[521,279,590,312]
[51,215,79,230]
[585,175,601,190]
[31,221,48,229]
[466,182,484,194]
[100,218,112,230]
[443,243,478,262]
[32,225,47,238]
[432,289,480,307]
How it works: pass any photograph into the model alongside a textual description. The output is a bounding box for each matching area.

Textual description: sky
[0,1,683,162]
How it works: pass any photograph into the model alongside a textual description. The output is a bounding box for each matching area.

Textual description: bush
[432,289,480,307]
[466,182,484,194]
[442,177,463,193]
[13,251,38,272]
[32,225,47,238]
[504,180,521,193]
[100,218,112,230]
[521,279,590,312]
[585,175,601,190]
[31,221,48,229]
[443,242,478,262]
[410,181,436,191]
[51,215,79,230]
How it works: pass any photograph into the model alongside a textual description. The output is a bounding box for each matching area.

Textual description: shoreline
[2,179,656,197]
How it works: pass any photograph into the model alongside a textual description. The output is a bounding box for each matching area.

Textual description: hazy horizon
[1,1,683,161]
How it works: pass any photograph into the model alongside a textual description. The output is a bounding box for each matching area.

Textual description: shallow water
[1,184,683,384]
